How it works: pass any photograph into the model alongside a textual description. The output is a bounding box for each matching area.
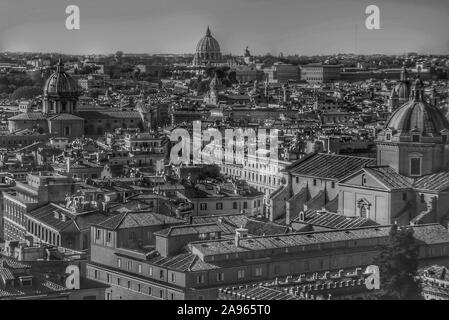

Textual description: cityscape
[1,0,449,305]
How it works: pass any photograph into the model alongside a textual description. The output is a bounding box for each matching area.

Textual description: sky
[0,0,448,55]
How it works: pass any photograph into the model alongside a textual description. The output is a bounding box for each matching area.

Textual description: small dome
[384,100,449,136]
[44,61,79,97]
[391,81,410,101]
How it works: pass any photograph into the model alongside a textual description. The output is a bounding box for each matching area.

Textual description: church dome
[44,60,79,97]
[384,78,449,136]
[391,81,410,101]
[193,27,222,65]
[390,64,410,101]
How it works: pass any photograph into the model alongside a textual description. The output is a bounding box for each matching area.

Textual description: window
[96,229,101,240]
[443,135,448,144]
[159,290,163,299]
[255,267,262,277]
[197,274,205,284]
[331,182,335,189]
[160,270,164,279]
[216,203,223,210]
[216,273,224,281]
[238,270,245,279]
[127,261,132,271]
[117,258,122,268]
[107,232,112,242]
[386,133,391,141]
[274,265,280,275]
[362,174,367,186]
[410,157,422,176]
[243,202,248,209]
[421,194,425,203]
[412,134,420,143]
[117,278,121,286]
[107,274,111,283]
[138,264,142,273]
[233,202,238,209]
[200,203,207,210]
[304,261,310,271]
[360,206,367,218]
[402,193,407,201]
[170,273,176,282]
[170,293,174,300]
[138,284,141,292]
[127,281,131,289]
[313,179,317,186]
[148,287,152,295]
[94,270,98,279]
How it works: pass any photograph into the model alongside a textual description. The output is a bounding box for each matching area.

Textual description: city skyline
[0,0,449,56]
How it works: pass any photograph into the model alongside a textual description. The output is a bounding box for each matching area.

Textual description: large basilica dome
[193,26,223,66]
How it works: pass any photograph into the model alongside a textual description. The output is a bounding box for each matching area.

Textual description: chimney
[234,225,248,247]
[61,214,66,222]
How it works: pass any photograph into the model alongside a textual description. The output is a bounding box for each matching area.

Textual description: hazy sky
[0,0,448,55]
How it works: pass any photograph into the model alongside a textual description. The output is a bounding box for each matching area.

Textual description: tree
[11,86,42,99]
[373,225,422,300]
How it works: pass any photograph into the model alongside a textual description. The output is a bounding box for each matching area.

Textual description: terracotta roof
[287,153,375,180]
[78,110,141,120]
[413,172,449,192]
[147,252,218,272]
[363,166,413,190]
[219,285,302,300]
[191,224,449,257]
[292,209,378,230]
[96,211,182,230]
[48,113,84,121]
[8,112,46,121]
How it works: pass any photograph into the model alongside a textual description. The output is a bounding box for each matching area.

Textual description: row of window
[199,201,260,211]
[95,271,176,300]
[294,177,336,188]
[116,258,177,283]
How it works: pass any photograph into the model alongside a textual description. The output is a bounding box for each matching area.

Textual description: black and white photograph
[0,0,449,308]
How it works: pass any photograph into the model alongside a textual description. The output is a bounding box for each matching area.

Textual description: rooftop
[190,224,449,258]
[292,209,378,230]
[286,153,376,180]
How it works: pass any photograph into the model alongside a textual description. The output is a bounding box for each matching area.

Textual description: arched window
[360,206,367,218]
